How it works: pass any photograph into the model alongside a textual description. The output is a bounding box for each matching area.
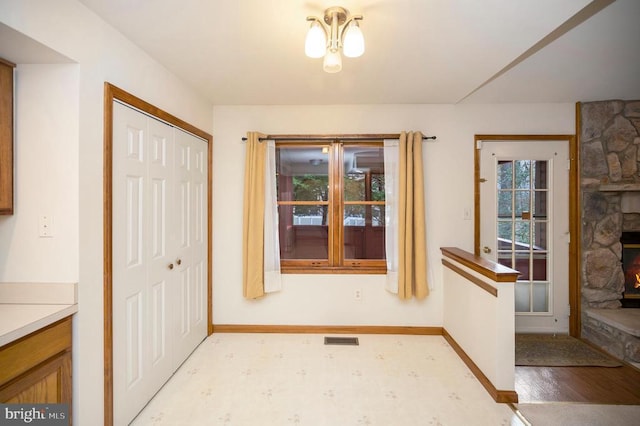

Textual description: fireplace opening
[620,232,640,308]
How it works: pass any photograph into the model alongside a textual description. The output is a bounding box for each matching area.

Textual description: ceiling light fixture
[305,6,364,73]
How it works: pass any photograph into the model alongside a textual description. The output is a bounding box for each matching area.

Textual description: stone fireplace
[580,99,640,366]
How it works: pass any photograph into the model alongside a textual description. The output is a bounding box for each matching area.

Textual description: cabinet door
[0,351,71,404]
[0,59,14,214]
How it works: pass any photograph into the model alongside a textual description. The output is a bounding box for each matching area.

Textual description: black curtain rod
[240,134,437,142]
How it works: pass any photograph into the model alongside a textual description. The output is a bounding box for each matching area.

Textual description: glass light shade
[305,21,327,58]
[343,21,365,58]
[323,50,342,73]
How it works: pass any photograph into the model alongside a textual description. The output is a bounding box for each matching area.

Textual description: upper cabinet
[0,58,14,215]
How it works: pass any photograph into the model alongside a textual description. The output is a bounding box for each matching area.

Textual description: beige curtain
[242,132,267,299]
[397,131,429,299]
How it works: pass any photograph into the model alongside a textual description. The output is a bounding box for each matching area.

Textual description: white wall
[0,1,213,424]
[443,258,516,392]
[0,64,79,281]
[212,103,575,327]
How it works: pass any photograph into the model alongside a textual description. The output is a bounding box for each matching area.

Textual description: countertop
[0,282,78,347]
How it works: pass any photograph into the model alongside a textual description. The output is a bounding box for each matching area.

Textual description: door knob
[483,246,492,254]
[168,263,174,270]
[176,259,182,265]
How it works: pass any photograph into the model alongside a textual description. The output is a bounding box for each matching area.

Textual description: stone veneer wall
[580,99,640,364]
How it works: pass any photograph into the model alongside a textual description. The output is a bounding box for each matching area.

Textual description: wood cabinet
[0,317,72,410]
[0,58,14,214]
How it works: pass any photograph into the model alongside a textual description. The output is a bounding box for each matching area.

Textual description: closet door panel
[112,103,152,424]
[173,129,208,364]
[113,103,175,425]
[145,118,175,387]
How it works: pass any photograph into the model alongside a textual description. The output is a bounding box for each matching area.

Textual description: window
[276,141,386,273]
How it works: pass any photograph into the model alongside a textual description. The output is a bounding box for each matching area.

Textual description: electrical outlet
[354,288,363,301]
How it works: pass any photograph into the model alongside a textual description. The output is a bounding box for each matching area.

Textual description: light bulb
[343,21,365,58]
[323,50,342,73]
[305,21,327,58]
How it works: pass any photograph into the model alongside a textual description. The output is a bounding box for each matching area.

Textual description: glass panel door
[497,160,550,313]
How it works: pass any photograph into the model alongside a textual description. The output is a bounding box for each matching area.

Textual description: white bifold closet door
[112,101,208,425]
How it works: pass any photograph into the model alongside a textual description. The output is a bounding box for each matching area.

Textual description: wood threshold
[212,324,442,335]
[443,329,518,404]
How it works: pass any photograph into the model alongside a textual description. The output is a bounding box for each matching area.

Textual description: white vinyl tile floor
[131,333,527,426]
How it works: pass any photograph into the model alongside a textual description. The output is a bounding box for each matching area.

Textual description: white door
[112,102,207,425]
[172,128,208,366]
[479,140,569,334]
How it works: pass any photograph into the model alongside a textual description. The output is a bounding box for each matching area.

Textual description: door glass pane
[498,221,513,248]
[515,191,530,216]
[532,252,548,281]
[497,161,513,189]
[514,252,530,280]
[533,160,548,189]
[497,252,513,269]
[497,191,512,217]
[533,222,548,250]
[515,160,531,189]
[514,220,530,248]
[533,191,548,219]
[532,283,549,312]
[278,205,328,260]
[515,283,530,312]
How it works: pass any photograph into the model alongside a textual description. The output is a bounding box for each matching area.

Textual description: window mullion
[331,141,343,266]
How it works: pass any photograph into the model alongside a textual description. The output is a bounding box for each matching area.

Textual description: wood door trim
[473,134,579,337]
[103,83,213,426]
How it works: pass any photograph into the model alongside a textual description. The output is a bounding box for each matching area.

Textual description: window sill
[280,266,387,275]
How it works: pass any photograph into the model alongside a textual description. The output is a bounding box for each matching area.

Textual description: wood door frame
[473,134,579,337]
[103,83,213,426]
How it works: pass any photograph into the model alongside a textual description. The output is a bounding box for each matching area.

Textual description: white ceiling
[78,0,640,105]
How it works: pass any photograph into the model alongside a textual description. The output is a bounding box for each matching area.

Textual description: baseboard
[442,328,519,404]
[212,324,443,335]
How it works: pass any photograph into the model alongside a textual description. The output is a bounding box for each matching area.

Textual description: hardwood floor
[515,363,640,404]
